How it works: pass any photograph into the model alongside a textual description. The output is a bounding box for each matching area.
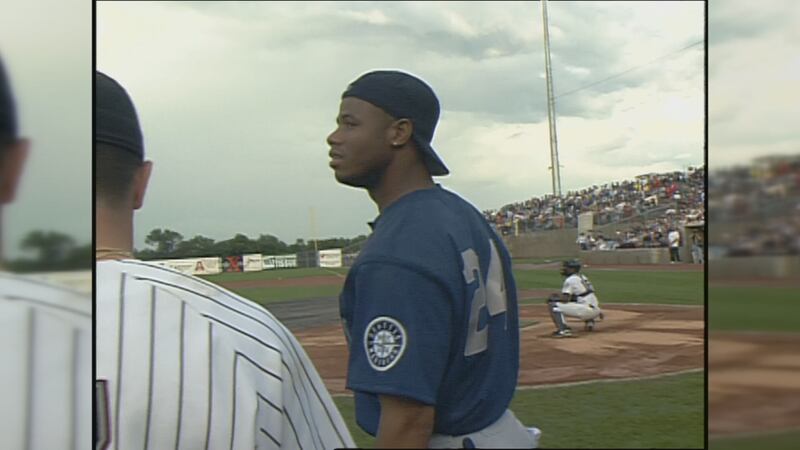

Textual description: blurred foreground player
[0,54,91,449]
[94,71,354,449]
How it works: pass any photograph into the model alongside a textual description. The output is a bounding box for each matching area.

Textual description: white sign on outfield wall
[262,254,298,270]
[151,257,222,275]
[318,249,343,268]
[242,254,264,272]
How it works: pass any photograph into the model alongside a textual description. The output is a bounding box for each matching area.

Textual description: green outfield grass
[199,267,348,283]
[202,266,703,307]
[709,429,800,450]
[227,285,342,304]
[709,285,798,332]
[333,371,704,448]
[515,269,703,305]
[199,267,347,305]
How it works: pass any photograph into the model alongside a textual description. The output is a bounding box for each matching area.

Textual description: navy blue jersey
[339,185,519,436]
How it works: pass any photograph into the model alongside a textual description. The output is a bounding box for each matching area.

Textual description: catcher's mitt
[547,293,561,303]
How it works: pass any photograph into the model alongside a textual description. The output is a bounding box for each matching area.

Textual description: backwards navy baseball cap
[0,55,18,140]
[342,70,449,176]
[95,71,144,159]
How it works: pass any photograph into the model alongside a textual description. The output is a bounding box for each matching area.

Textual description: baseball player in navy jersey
[0,55,92,449]
[94,71,354,450]
[327,70,541,448]
[547,260,604,337]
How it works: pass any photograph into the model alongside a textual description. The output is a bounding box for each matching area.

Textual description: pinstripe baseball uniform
[0,272,92,450]
[95,259,354,450]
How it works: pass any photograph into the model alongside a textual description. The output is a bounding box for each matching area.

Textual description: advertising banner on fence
[263,254,298,270]
[243,254,264,272]
[222,255,243,272]
[318,248,343,268]
[151,257,222,275]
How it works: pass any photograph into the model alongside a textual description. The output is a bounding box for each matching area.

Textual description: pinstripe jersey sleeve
[95,260,355,450]
[0,272,92,450]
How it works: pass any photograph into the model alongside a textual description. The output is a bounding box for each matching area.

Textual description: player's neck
[368,158,434,213]
[95,205,135,260]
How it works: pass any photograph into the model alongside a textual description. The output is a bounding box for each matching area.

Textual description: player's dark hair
[95,142,143,206]
[1,56,17,155]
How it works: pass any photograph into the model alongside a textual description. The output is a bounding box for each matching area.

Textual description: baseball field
[202,261,706,448]
[707,279,800,450]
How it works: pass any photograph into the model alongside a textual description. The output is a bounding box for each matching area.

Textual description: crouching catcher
[546,260,604,337]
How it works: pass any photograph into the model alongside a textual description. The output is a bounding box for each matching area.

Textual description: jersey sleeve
[345,261,452,406]
[562,276,580,295]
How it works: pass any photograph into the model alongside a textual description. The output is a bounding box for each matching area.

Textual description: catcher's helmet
[560,259,581,276]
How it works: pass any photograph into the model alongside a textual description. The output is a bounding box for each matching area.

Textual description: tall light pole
[542,0,562,197]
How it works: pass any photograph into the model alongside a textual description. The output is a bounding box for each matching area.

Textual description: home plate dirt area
[290,302,704,395]
[709,332,800,435]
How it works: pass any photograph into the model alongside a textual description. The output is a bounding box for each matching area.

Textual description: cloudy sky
[708,1,800,168]
[94,0,775,251]
[0,1,792,258]
[1,0,91,258]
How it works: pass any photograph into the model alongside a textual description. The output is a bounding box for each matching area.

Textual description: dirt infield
[709,332,800,436]
[292,303,704,395]
[518,304,703,385]
[227,265,800,438]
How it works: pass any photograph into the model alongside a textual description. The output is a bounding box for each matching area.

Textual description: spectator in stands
[691,230,704,264]
[668,227,681,263]
[576,232,589,250]
[481,167,707,249]
[595,235,608,251]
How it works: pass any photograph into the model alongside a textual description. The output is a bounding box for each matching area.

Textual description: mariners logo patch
[364,316,406,371]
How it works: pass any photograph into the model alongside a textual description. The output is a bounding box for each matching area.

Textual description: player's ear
[132,160,153,210]
[0,138,30,204]
[387,118,413,148]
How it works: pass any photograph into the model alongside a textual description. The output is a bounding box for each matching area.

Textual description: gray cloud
[707,0,799,168]
[709,2,792,46]
[172,1,695,125]
[586,136,632,157]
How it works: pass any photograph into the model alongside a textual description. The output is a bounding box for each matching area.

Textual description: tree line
[135,228,369,261]
[6,230,91,272]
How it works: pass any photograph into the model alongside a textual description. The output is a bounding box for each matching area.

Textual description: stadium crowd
[708,155,800,257]
[484,167,706,250]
